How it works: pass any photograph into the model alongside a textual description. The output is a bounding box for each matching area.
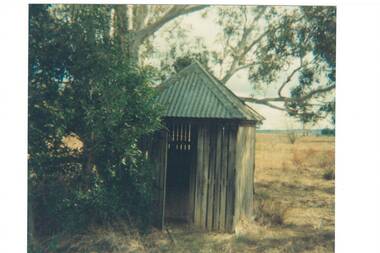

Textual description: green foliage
[321,128,335,136]
[149,5,335,124]
[28,4,162,237]
[173,53,209,73]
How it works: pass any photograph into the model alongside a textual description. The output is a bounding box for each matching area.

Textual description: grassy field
[44,133,335,253]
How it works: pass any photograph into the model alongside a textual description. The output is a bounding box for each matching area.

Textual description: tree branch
[278,58,304,97]
[221,61,256,84]
[239,84,335,112]
[244,97,296,113]
[136,5,209,43]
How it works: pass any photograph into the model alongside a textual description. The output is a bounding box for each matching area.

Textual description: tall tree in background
[116,5,335,124]
[113,5,208,64]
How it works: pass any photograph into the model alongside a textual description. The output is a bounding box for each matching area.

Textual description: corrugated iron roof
[156,61,264,122]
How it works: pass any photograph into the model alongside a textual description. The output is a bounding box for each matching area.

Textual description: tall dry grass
[34,133,335,253]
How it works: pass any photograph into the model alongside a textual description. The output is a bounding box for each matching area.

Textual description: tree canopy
[120,5,336,125]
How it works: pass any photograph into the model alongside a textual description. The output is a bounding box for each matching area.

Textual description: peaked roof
[156,61,264,122]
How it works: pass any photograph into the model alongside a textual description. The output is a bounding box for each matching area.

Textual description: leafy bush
[28,5,162,238]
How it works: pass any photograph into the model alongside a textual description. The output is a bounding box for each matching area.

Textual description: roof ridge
[156,60,264,122]
[192,61,264,121]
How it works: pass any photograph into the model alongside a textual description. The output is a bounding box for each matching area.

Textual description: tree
[29,4,162,237]
[112,5,209,64]
[117,5,335,124]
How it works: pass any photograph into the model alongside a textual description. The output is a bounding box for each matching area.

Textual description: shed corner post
[150,129,169,230]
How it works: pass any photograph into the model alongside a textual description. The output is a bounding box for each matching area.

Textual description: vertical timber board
[206,125,216,230]
[188,125,197,223]
[234,124,255,228]
[213,125,222,230]
[219,125,228,231]
[201,126,210,229]
[150,130,168,229]
[245,126,254,216]
[226,124,237,232]
[234,125,244,228]
[194,125,204,226]
[253,127,256,198]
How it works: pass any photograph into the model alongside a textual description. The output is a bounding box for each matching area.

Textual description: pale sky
[153,6,334,130]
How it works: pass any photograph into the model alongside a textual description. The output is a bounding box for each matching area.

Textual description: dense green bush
[28,5,162,238]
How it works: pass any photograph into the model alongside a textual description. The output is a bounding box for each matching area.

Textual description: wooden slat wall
[213,126,222,230]
[192,122,250,233]
[219,125,228,231]
[206,125,216,230]
[188,125,197,223]
[150,130,168,229]
[201,127,210,228]
[226,124,237,232]
[161,120,256,233]
[233,124,255,228]
[194,126,205,227]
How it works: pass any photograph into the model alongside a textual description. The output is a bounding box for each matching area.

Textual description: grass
[37,133,335,253]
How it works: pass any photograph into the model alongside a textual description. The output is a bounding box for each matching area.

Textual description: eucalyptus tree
[118,5,336,124]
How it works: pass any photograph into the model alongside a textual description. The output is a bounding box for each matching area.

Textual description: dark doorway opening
[165,122,197,223]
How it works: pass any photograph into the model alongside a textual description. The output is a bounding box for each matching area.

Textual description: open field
[41,133,335,253]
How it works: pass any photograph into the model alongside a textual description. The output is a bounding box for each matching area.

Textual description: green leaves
[29,5,162,235]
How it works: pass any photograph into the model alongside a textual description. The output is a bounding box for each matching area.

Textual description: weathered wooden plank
[150,130,168,229]
[219,125,228,231]
[207,126,217,230]
[206,125,216,230]
[234,125,255,228]
[226,124,237,232]
[194,126,204,226]
[252,126,256,195]
[213,125,222,230]
[188,125,196,223]
[201,126,210,229]
[234,126,244,228]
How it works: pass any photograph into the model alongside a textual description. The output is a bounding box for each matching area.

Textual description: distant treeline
[257,128,335,136]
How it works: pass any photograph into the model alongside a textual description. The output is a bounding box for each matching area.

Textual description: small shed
[149,61,264,232]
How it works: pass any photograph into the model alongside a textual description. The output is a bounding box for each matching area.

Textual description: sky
[153,6,334,130]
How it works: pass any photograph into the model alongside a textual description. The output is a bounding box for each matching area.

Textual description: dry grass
[39,133,335,253]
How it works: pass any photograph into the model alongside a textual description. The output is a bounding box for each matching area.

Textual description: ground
[42,133,335,253]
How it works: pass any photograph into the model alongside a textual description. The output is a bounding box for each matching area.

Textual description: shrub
[318,150,335,169]
[287,131,298,144]
[253,193,289,226]
[323,169,335,180]
[321,128,335,136]
[28,5,162,238]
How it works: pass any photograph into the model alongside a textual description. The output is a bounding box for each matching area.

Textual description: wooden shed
[149,61,264,233]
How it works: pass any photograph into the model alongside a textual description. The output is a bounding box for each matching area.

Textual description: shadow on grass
[235,230,334,253]
[256,181,335,196]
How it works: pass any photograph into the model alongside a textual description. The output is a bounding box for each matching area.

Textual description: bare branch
[244,97,296,113]
[221,61,256,84]
[294,84,336,102]
[239,84,336,112]
[278,58,304,97]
